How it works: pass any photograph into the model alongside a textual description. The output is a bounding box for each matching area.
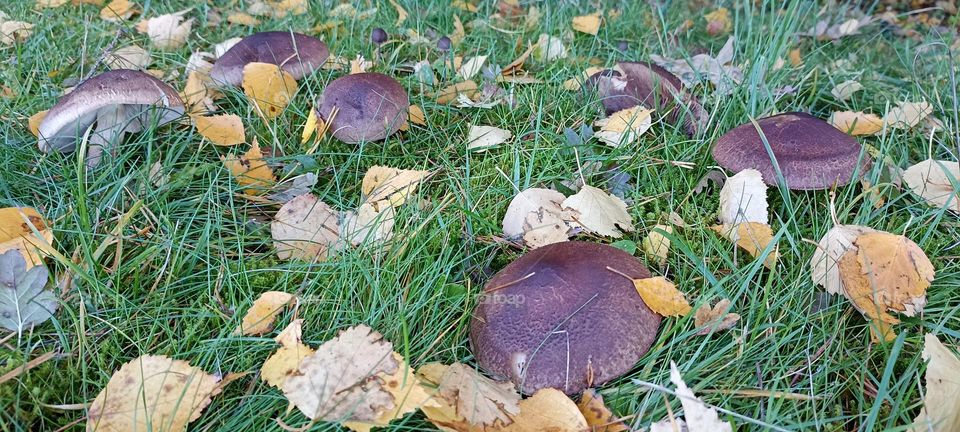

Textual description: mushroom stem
[86,106,127,168]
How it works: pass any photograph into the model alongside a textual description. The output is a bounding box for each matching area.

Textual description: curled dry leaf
[578,389,629,432]
[651,361,734,432]
[343,353,433,432]
[232,290,295,336]
[106,45,150,70]
[181,70,215,116]
[0,207,54,268]
[459,56,487,81]
[830,80,863,101]
[830,111,883,136]
[261,319,315,388]
[221,139,276,194]
[594,106,654,148]
[633,276,691,317]
[572,13,602,35]
[136,9,193,50]
[194,114,245,146]
[810,224,876,295]
[0,250,57,333]
[903,159,960,211]
[502,187,577,248]
[883,101,931,129]
[718,169,767,226]
[271,193,340,261]
[300,107,322,145]
[534,34,567,62]
[242,62,298,121]
[466,125,512,151]
[360,166,430,211]
[562,185,634,238]
[694,299,740,335]
[642,224,672,267]
[87,355,228,432]
[435,363,521,427]
[283,325,400,422]
[910,333,960,432]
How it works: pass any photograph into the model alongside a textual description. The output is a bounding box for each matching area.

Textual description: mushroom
[584,61,707,136]
[712,112,873,190]
[37,69,184,168]
[209,31,330,87]
[315,73,409,144]
[469,241,661,395]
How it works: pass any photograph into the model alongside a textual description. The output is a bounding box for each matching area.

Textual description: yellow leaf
[572,13,602,35]
[361,166,430,211]
[389,0,408,26]
[451,0,477,12]
[221,139,276,195]
[642,224,672,267]
[562,66,605,91]
[241,62,298,121]
[99,0,138,22]
[711,222,778,269]
[829,111,884,136]
[194,114,245,146]
[450,14,466,45]
[28,110,48,137]
[349,55,371,74]
[501,388,588,431]
[300,107,323,145]
[788,48,803,67]
[577,389,629,432]
[232,291,296,336]
[704,7,731,35]
[181,70,213,116]
[436,80,477,104]
[261,319,315,388]
[226,11,259,26]
[869,319,896,343]
[633,276,691,317]
[35,0,70,8]
[408,104,426,126]
[910,333,960,432]
[0,207,54,269]
[343,353,433,431]
[594,106,654,147]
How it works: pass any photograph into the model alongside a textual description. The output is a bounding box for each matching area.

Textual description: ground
[1,0,959,431]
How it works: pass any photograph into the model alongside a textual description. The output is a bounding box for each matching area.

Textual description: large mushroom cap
[469,241,661,395]
[316,73,409,144]
[37,69,184,163]
[712,112,872,190]
[585,61,707,136]
[209,31,330,87]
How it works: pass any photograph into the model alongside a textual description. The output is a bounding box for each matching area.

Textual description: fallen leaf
[136,9,193,50]
[651,36,742,96]
[562,66,607,91]
[450,14,466,45]
[0,16,33,46]
[343,353,433,432]
[349,55,372,74]
[562,185,634,237]
[704,7,731,35]
[654,361,734,431]
[831,80,863,101]
[105,45,150,70]
[99,0,138,22]
[226,11,259,26]
[694,299,740,335]
[0,250,57,334]
[88,355,228,432]
[35,0,70,7]
[830,111,884,136]
[903,159,960,211]
[572,13,602,35]
[718,169,767,226]
[232,291,295,336]
[534,34,567,62]
[642,224,672,267]
[594,106,654,147]
[194,114,245,146]
[436,80,478,105]
[788,48,803,67]
[0,207,54,268]
[502,188,567,237]
[181,70,214,116]
[437,363,521,427]
[810,224,876,295]
[261,319,315,388]
[459,55,487,80]
[451,0,477,13]
[501,388,587,431]
[466,125,512,151]
[633,276,691,317]
[221,139,276,194]
[884,101,932,129]
[388,0,407,26]
[300,107,322,145]
[408,104,426,126]
[522,207,573,249]
[910,333,960,432]
[242,62,298,121]
[266,173,318,204]
[28,110,48,137]
[341,203,395,246]
[360,166,430,211]
[711,222,778,269]
[577,389,629,432]
[283,325,399,422]
[271,193,341,261]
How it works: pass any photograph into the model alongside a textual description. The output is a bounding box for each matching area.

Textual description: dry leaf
[651,36,742,96]
[500,388,587,431]
[232,291,295,336]
[300,107,321,145]
[87,355,227,432]
[343,353,433,432]
[0,250,57,334]
[271,193,341,261]
[341,203,395,246]
[99,0,137,22]
[226,11,259,26]
[704,7,731,35]
[522,207,572,249]
[572,13,602,35]
[642,224,672,267]
[221,139,276,194]
[136,9,193,50]
[436,363,521,427]
[903,159,960,211]
[0,17,33,46]
[694,299,740,335]
[28,110,48,138]
[659,361,734,431]
[349,55,372,74]
[910,333,960,432]
[534,34,567,62]
[810,224,877,295]
[388,0,408,26]
[831,80,863,101]
[562,185,634,237]
[181,70,214,116]
[562,67,605,91]
[408,104,426,126]
[0,207,53,269]
[360,166,430,211]
[711,222,778,269]
[884,101,932,129]
[502,188,567,237]
[106,45,150,70]
[194,114,245,146]
[838,231,934,325]
[578,389,629,432]
[594,106,654,147]
[633,276,691,317]
[830,111,884,136]
[466,125,512,151]
[261,319,315,388]
[242,62,298,121]
[460,56,487,81]
[451,0,477,12]
[436,81,478,104]
[718,169,767,226]
[283,325,399,422]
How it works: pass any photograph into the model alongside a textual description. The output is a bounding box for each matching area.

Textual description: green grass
[1,0,959,430]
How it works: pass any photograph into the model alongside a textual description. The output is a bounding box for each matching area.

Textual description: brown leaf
[271,193,341,261]
[694,299,741,335]
[577,389,629,432]
[436,81,478,104]
[437,363,521,427]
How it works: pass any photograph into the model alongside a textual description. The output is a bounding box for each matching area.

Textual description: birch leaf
[903,159,960,211]
[194,114,245,146]
[594,106,654,148]
[910,333,960,432]
[830,111,884,136]
[562,185,633,237]
[261,319,315,389]
[466,125,512,151]
[0,250,57,333]
[633,276,691,317]
[232,291,296,336]
[718,169,767,226]
[271,193,341,261]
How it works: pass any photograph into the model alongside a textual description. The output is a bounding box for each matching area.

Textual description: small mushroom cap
[585,61,707,136]
[469,241,661,395]
[37,69,184,153]
[437,36,452,52]
[209,31,330,87]
[371,28,388,45]
[316,73,409,144]
[712,112,873,190]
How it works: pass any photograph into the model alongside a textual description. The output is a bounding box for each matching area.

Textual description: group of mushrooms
[36,31,410,167]
[36,31,873,396]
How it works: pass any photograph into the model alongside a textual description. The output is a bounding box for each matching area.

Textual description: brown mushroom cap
[712,112,873,190]
[469,241,661,395]
[37,69,184,166]
[585,61,707,136]
[209,31,330,87]
[316,73,409,144]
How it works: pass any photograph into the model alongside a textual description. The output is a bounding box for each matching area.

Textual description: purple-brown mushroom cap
[585,61,707,137]
[712,112,873,190]
[316,73,409,144]
[469,241,662,395]
[209,31,330,87]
